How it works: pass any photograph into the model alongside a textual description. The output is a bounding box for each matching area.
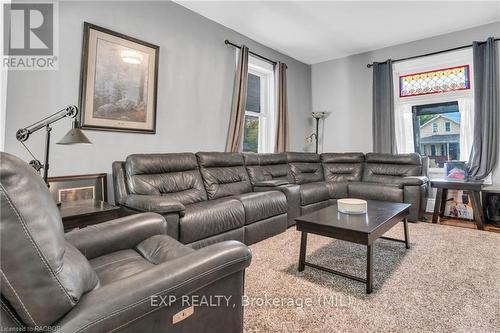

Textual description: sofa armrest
[65,213,167,259]
[397,176,429,188]
[254,184,301,226]
[254,179,289,187]
[125,194,186,216]
[58,241,252,333]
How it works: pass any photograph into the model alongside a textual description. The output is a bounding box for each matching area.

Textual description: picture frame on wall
[48,173,108,203]
[79,22,159,133]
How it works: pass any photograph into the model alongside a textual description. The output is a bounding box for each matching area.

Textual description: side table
[59,199,134,232]
[430,179,484,230]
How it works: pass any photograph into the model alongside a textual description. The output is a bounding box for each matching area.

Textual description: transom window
[243,56,275,153]
[400,65,470,98]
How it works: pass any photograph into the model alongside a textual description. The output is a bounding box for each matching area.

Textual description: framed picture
[444,189,474,220]
[444,161,468,180]
[48,173,108,203]
[80,22,159,133]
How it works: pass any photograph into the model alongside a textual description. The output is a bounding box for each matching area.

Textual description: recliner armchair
[0,152,252,333]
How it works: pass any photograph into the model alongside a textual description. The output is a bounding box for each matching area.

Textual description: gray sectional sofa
[113,151,428,248]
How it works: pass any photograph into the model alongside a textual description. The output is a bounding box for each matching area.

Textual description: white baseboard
[426,199,435,213]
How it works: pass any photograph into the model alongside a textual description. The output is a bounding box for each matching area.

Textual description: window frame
[242,56,276,153]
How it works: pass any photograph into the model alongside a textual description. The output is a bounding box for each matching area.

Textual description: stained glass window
[399,65,470,97]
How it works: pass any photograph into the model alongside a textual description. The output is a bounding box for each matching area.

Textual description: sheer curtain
[394,103,415,153]
[457,98,474,161]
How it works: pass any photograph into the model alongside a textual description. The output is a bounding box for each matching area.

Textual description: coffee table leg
[298,232,308,272]
[403,218,410,249]
[366,244,373,294]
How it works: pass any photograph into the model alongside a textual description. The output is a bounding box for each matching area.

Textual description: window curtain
[372,60,397,154]
[275,62,289,153]
[225,45,249,152]
[457,98,474,161]
[467,37,498,179]
[394,103,414,153]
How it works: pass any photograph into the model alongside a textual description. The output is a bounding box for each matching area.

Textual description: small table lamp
[16,105,92,185]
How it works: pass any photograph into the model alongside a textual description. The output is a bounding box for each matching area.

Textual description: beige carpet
[244,222,500,332]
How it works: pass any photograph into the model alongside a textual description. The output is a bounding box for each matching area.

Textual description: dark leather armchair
[0,152,252,333]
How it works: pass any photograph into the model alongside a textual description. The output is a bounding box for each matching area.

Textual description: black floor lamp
[306,112,326,154]
[16,105,92,185]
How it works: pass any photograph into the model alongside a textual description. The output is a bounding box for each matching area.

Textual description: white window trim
[243,55,275,153]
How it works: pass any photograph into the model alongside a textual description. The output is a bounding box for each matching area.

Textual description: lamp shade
[57,127,92,145]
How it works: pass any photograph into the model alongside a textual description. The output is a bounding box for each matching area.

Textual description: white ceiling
[176,1,500,64]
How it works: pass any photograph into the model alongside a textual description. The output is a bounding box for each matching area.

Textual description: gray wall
[4,1,312,202]
[312,22,500,186]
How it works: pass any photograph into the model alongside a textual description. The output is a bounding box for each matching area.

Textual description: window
[242,56,275,153]
[413,101,461,168]
[400,65,470,98]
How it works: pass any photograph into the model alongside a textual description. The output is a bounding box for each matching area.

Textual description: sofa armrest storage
[125,194,186,216]
[254,179,289,187]
[397,176,429,188]
[65,213,167,259]
[253,184,301,226]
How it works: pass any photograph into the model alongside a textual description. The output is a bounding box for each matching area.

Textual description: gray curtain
[372,60,397,154]
[468,37,498,179]
[275,62,289,153]
[226,46,249,152]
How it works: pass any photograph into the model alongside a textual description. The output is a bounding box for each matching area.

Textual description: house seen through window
[412,101,461,168]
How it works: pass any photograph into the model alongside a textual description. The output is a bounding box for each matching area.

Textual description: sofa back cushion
[321,153,364,182]
[363,153,422,184]
[244,153,289,184]
[286,152,324,184]
[0,153,98,327]
[125,153,207,205]
[196,152,252,199]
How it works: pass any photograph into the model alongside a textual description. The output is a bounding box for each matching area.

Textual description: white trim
[0,1,9,150]
[243,55,275,153]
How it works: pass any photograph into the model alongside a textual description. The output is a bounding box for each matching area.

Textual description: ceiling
[176,1,500,64]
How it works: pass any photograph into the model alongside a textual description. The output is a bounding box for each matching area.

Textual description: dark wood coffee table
[295,200,411,294]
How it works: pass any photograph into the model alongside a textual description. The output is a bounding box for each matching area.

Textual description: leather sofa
[114,151,428,247]
[0,152,252,333]
[114,152,287,248]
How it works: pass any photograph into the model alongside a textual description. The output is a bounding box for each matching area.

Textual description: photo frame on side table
[80,22,159,133]
[48,173,108,204]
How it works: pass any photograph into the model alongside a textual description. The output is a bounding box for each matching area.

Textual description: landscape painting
[80,23,159,133]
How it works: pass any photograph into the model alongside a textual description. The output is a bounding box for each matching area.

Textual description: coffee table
[295,200,411,294]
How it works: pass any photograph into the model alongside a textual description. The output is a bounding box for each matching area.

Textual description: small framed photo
[48,173,107,203]
[444,189,474,220]
[444,161,468,180]
[80,22,159,133]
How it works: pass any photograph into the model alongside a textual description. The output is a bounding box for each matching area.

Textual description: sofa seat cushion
[348,182,403,202]
[325,181,348,199]
[299,181,330,205]
[90,249,154,285]
[233,191,287,224]
[180,197,245,244]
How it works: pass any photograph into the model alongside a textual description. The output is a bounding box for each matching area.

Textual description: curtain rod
[225,39,278,66]
[366,37,499,68]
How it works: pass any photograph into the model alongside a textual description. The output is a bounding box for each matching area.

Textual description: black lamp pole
[314,117,320,154]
